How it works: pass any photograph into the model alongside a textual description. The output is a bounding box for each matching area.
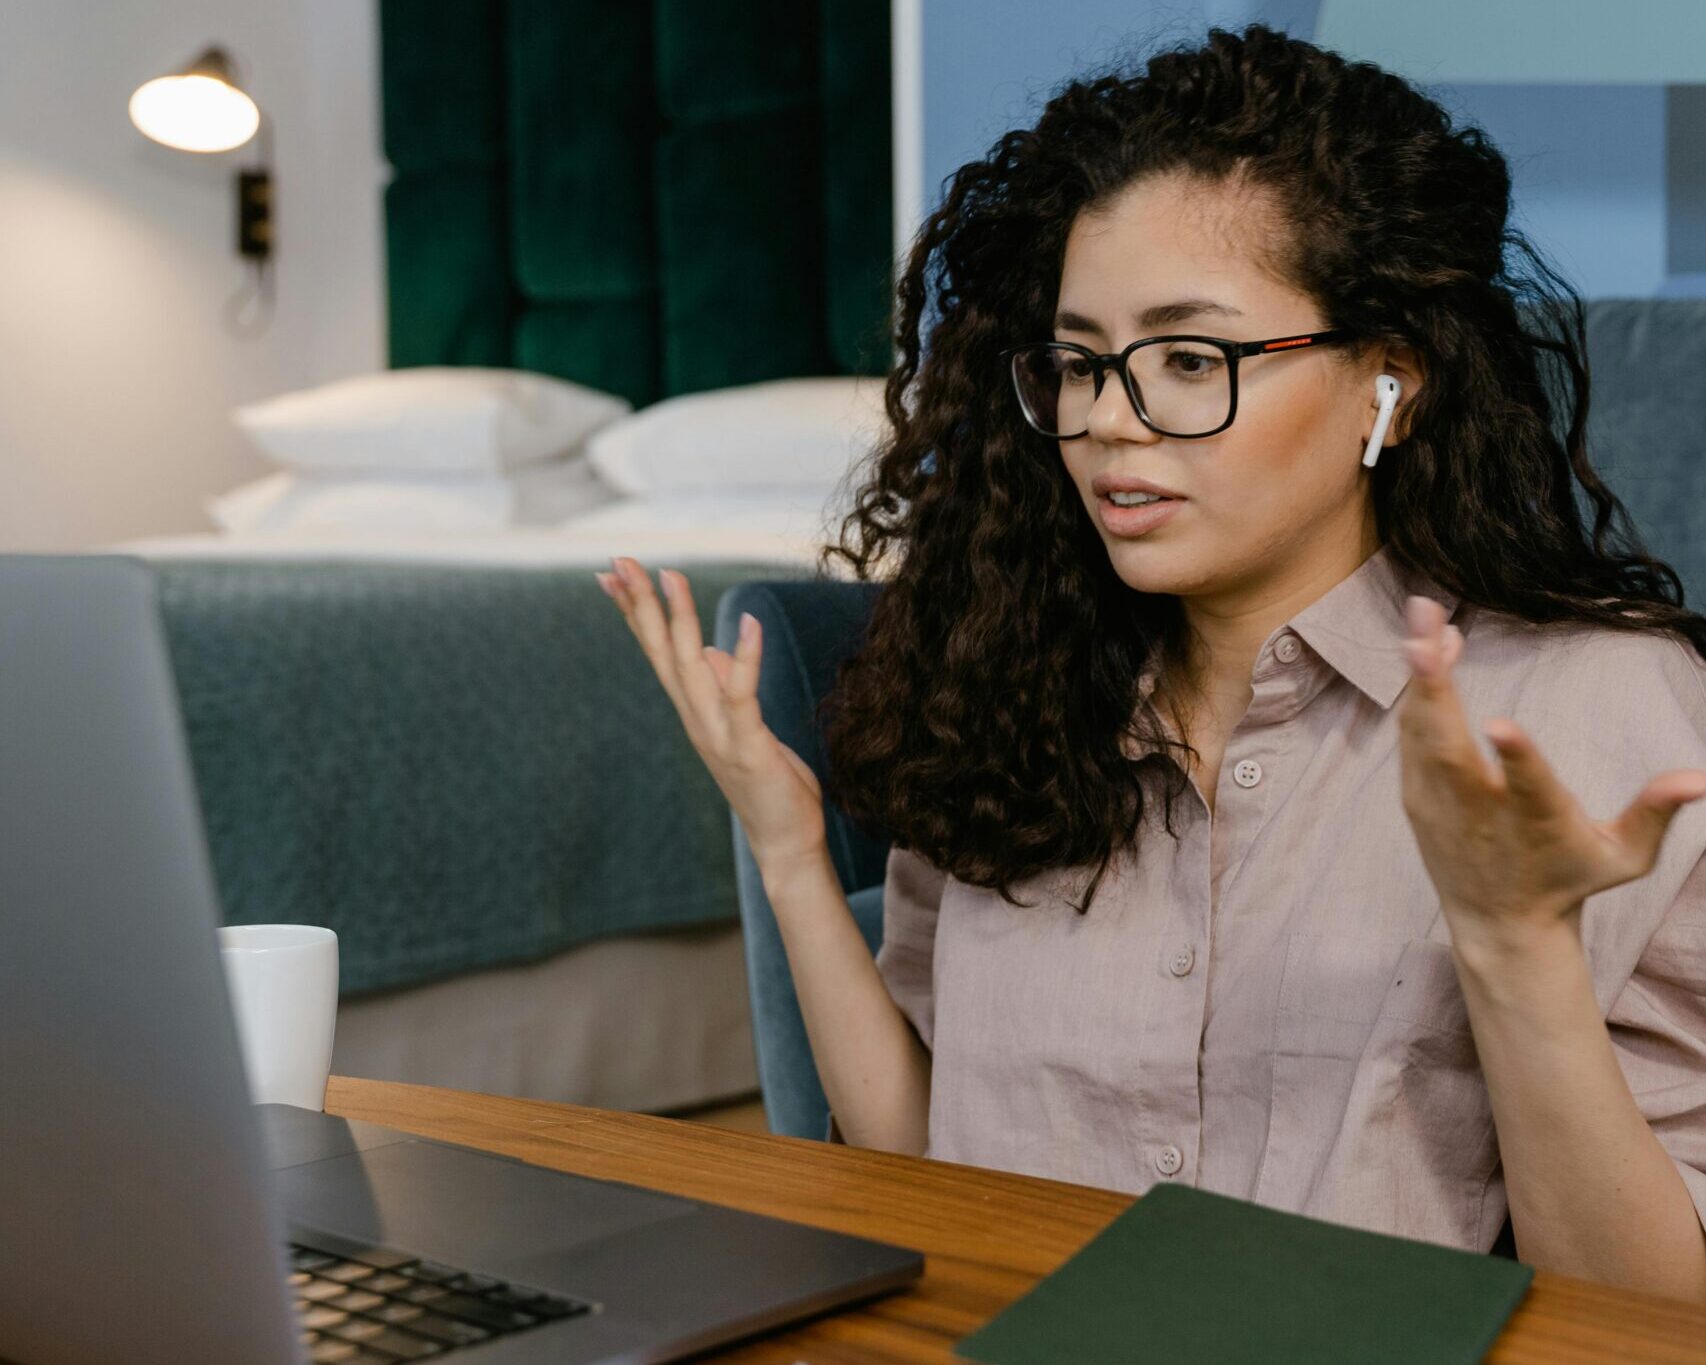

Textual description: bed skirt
[330,920,761,1116]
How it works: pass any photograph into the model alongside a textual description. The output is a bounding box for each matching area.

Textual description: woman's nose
[1087,369,1159,444]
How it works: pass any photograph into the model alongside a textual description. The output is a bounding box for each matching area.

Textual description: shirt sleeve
[1605,844,1706,1235]
[824,844,949,1144]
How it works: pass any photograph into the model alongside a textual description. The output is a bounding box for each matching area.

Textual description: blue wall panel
[917,1,1701,301]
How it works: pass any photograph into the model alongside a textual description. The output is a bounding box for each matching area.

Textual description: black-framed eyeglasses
[999,328,1356,440]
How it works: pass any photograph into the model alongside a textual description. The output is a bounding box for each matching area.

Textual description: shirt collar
[1131,542,1462,720]
[1287,541,1461,710]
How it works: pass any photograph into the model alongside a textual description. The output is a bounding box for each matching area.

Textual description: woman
[595,24,1706,1299]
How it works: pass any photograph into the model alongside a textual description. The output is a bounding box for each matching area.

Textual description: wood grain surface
[325,1076,1706,1363]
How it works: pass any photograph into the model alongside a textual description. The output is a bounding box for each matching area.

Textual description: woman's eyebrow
[1054,299,1244,333]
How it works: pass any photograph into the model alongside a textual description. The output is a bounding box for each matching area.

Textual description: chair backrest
[713,579,890,1139]
[1565,298,1706,603]
[718,296,1706,1140]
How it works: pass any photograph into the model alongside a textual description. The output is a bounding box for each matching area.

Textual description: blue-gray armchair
[712,579,891,1139]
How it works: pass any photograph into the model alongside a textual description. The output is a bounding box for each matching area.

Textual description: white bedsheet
[114,490,862,575]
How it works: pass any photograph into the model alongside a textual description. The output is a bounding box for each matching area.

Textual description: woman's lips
[1097,494,1183,537]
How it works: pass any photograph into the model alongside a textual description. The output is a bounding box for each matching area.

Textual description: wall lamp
[129,46,274,331]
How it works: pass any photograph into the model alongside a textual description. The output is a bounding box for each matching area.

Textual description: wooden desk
[326,1076,1706,1363]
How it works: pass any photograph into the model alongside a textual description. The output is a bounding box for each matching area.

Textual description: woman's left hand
[1396,595,1706,948]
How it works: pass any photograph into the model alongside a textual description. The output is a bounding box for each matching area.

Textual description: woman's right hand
[595,556,828,876]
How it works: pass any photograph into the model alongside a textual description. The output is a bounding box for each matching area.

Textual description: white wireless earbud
[1361,374,1402,469]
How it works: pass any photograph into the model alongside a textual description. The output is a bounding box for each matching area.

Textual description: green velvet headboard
[378,0,893,408]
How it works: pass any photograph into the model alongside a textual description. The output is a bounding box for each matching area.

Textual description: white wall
[0,0,386,551]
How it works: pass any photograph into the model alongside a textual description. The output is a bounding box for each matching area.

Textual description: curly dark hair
[813,20,1706,915]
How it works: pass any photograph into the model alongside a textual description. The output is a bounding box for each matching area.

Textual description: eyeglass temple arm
[1232,328,1353,357]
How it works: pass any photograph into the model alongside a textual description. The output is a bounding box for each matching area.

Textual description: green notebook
[953,1182,1533,1364]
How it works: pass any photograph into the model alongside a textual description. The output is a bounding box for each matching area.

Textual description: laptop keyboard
[289,1239,594,1361]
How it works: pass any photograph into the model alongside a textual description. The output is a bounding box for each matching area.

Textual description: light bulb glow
[129,74,259,153]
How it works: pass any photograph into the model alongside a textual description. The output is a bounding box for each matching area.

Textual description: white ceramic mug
[217,924,339,1110]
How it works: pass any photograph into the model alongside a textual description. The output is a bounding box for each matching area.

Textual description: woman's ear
[1380,344,1426,442]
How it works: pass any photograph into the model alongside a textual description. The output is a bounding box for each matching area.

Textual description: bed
[120,496,865,1115]
[114,0,896,1118]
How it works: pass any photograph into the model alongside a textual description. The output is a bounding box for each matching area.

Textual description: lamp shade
[129,46,260,153]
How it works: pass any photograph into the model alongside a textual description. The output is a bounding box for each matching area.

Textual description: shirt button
[1233,759,1262,787]
[1155,1144,1183,1176]
[1275,633,1301,663]
[1168,946,1195,976]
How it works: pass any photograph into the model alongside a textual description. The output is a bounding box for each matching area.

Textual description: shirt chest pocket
[1269,929,1473,1058]
[1254,929,1498,1242]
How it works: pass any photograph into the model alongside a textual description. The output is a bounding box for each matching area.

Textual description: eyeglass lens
[1011,342,1231,438]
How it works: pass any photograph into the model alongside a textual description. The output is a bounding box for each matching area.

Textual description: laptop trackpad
[278,1139,698,1272]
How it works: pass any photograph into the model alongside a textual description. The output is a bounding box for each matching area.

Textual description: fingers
[1606,770,1706,874]
[603,552,675,682]
[719,611,768,749]
[1482,718,1577,822]
[657,569,727,739]
[1440,623,1463,669]
[600,558,690,716]
[696,616,767,745]
[1399,598,1487,785]
[1401,597,1458,685]
[701,644,733,691]
[599,559,764,754]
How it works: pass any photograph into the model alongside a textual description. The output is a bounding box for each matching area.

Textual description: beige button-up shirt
[828,542,1706,1254]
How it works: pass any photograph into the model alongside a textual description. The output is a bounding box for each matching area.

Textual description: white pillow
[231,367,633,475]
[584,375,889,494]
[206,461,622,535]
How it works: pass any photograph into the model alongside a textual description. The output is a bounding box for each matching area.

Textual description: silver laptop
[0,555,923,1365]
